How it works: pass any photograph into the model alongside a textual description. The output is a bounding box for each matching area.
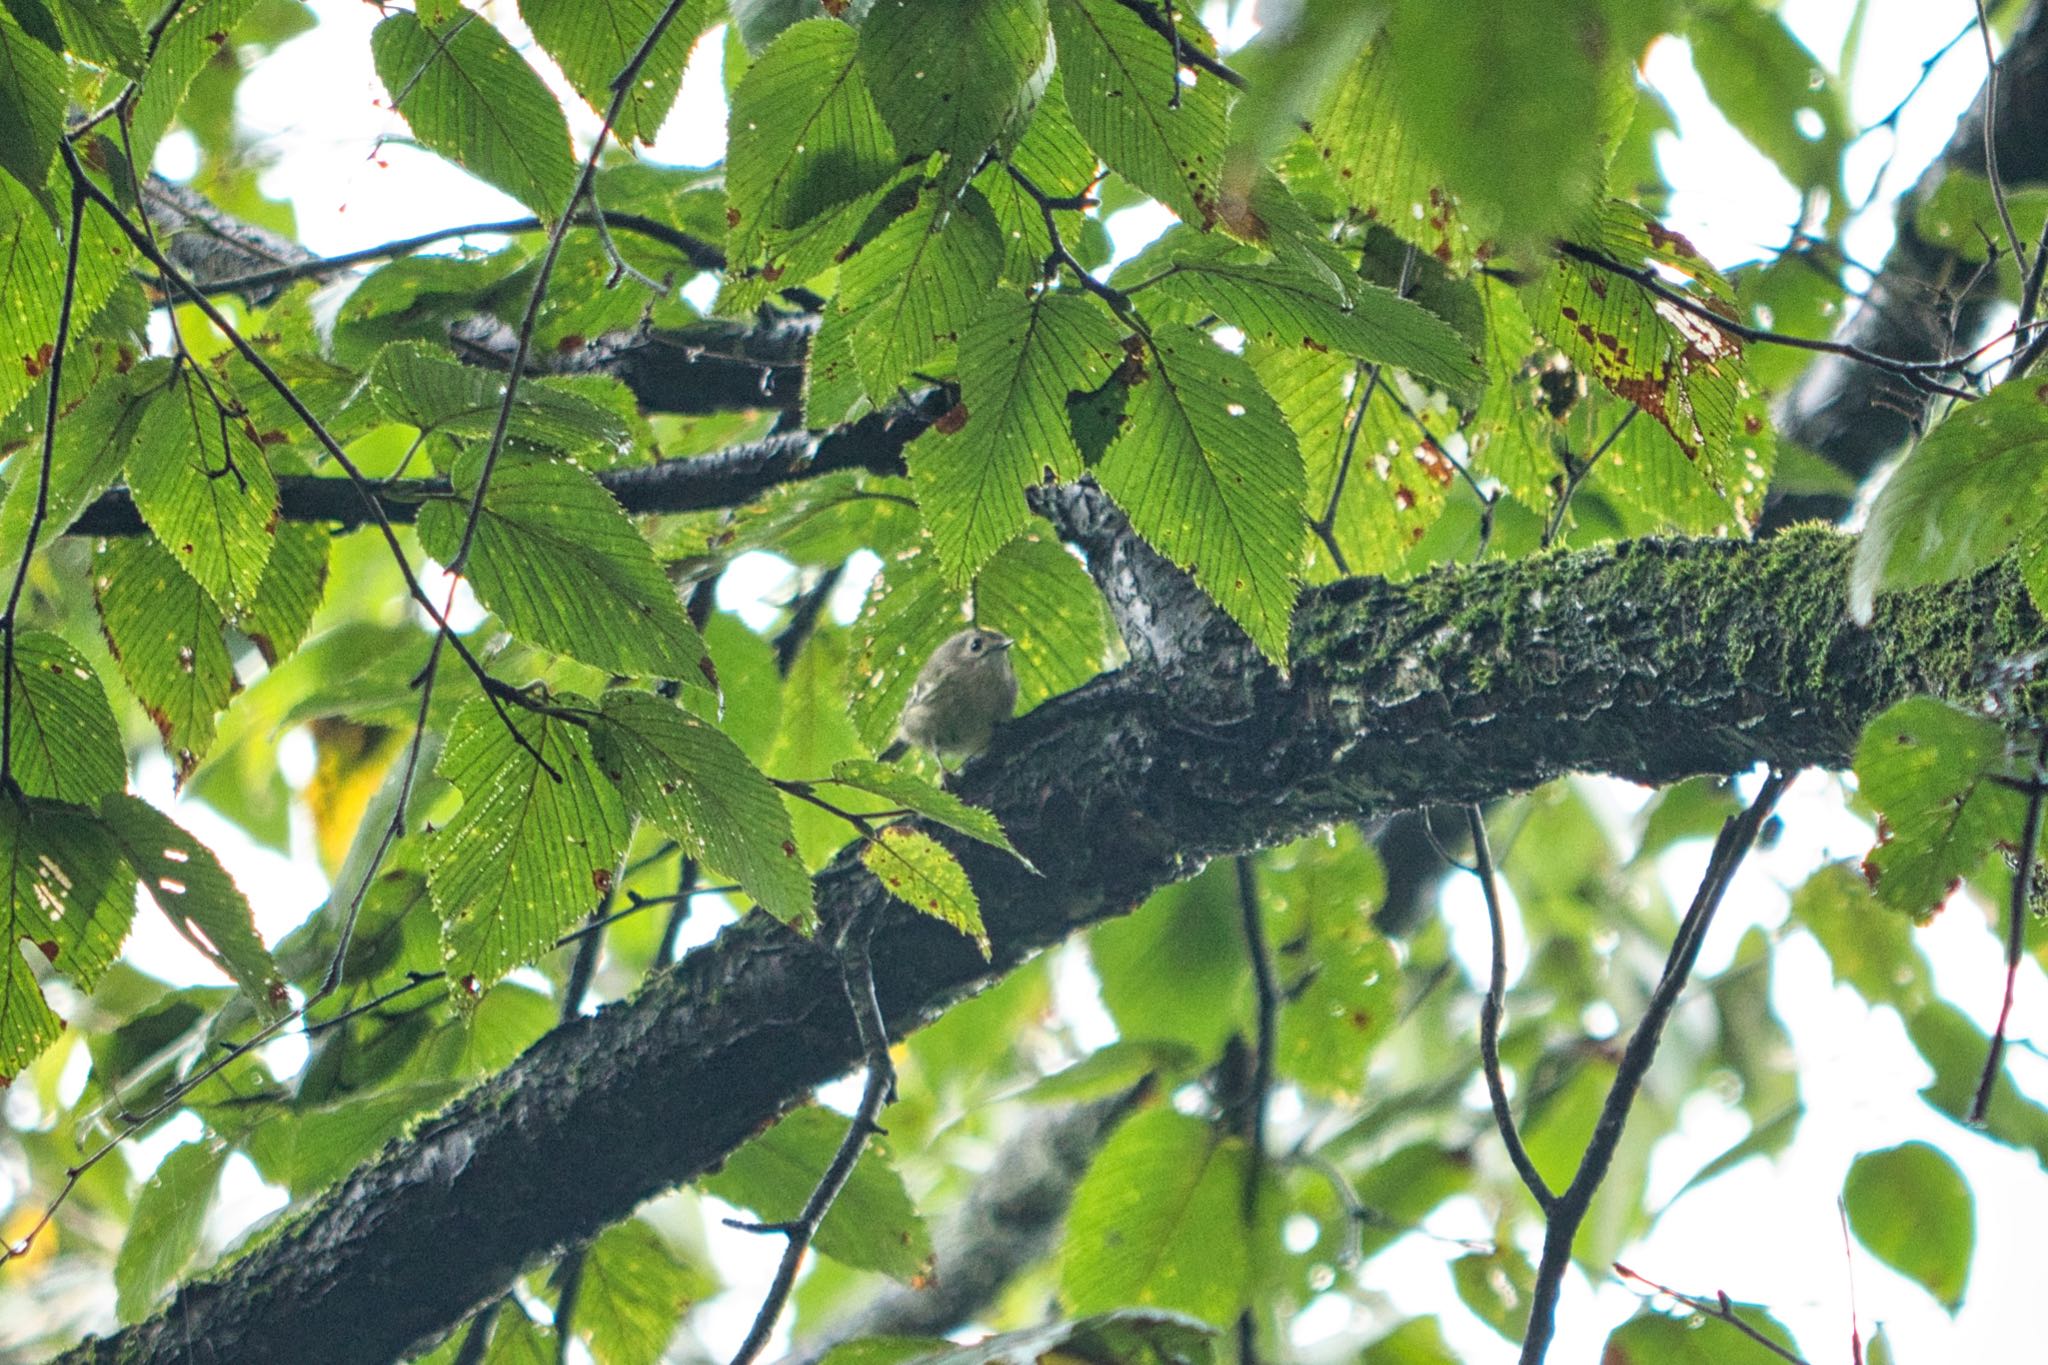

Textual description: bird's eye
[968,636,983,653]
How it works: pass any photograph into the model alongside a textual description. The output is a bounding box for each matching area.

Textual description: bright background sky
[21,1,2044,1361]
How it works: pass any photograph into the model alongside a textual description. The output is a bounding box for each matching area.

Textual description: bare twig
[1466,806,1556,1211]
[1234,855,1278,1365]
[1518,772,1789,1365]
[1974,1,2032,283]
[1612,1264,1812,1364]
[1541,407,1640,549]
[726,933,896,1365]
[1971,734,2046,1122]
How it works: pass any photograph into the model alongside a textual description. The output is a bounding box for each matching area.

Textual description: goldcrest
[882,627,1018,766]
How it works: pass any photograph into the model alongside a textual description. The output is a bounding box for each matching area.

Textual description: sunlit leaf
[113,1140,227,1323]
[519,0,718,147]
[0,796,133,1083]
[838,188,1004,403]
[1844,1141,1973,1311]
[863,825,987,955]
[1854,697,2027,918]
[93,535,235,779]
[3,629,125,803]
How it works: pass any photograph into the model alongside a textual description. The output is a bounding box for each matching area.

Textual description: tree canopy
[2,1,2046,1363]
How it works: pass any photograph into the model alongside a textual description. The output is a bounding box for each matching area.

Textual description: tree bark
[56,506,2038,1365]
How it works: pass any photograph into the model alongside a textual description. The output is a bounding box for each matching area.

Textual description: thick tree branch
[57,515,2040,1365]
[1771,0,2048,525]
[63,391,942,538]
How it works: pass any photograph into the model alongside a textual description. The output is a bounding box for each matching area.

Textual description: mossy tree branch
[57,519,2037,1365]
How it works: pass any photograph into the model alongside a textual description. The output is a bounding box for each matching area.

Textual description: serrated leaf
[841,187,1004,402]
[4,630,125,803]
[907,290,1124,583]
[859,0,1049,167]
[1853,697,2027,918]
[834,758,1027,866]
[238,520,330,668]
[519,0,716,147]
[0,362,160,570]
[847,548,970,752]
[1304,42,1476,266]
[973,532,1115,700]
[101,793,283,1007]
[1534,201,1773,529]
[590,689,814,932]
[0,795,134,1083]
[725,18,898,263]
[701,1105,933,1281]
[1844,1141,1973,1311]
[1095,323,1304,662]
[45,0,146,78]
[1050,0,1230,227]
[416,452,706,680]
[863,825,987,955]
[429,693,630,996]
[113,1140,227,1323]
[1850,378,2048,623]
[573,1219,717,1365]
[0,8,64,193]
[369,341,636,462]
[1148,250,1480,391]
[372,10,579,219]
[125,367,279,615]
[94,535,236,780]
[0,166,131,430]
[125,0,258,173]
[1061,1108,1250,1325]
[1381,0,1611,249]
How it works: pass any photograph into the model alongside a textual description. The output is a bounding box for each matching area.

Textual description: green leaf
[1915,172,2048,267]
[518,0,717,147]
[897,1310,1218,1365]
[1360,1317,1461,1365]
[429,693,630,996]
[1688,5,1849,208]
[1534,201,1772,530]
[907,290,1125,584]
[573,1219,717,1365]
[1844,1141,1973,1311]
[1853,697,2028,918]
[701,1105,933,1281]
[831,759,1028,865]
[846,548,973,752]
[1851,377,2048,622]
[241,1082,462,1199]
[725,18,898,261]
[1602,1304,1807,1363]
[1789,861,1931,1012]
[976,71,1097,285]
[769,627,868,865]
[124,367,279,616]
[101,793,284,1007]
[1049,0,1231,227]
[1450,1245,1535,1342]
[862,824,988,953]
[1909,1001,2048,1169]
[1263,828,1396,1097]
[1061,1108,1250,1325]
[371,10,579,219]
[0,8,64,192]
[43,0,146,78]
[4,629,126,803]
[124,0,258,173]
[0,796,134,1084]
[860,0,1048,166]
[0,166,131,431]
[1095,323,1304,662]
[589,689,814,932]
[1304,43,1475,266]
[93,535,236,780]
[972,531,1116,703]
[369,342,637,461]
[840,187,1005,402]
[1147,251,1481,391]
[1381,0,1612,249]
[238,520,330,668]
[415,452,706,681]
[0,362,159,570]
[113,1140,228,1323]
[1091,862,1245,1055]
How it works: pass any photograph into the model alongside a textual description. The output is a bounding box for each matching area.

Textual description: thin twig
[1973,1,2031,284]
[0,174,86,793]
[1467,806,1556,1211]
[1234,855,1278,1365]
[725,933,896,1365]
[1541,407,1639,549]
[1612,1264,1813,1364]
[1108,0,1247,88]
[1558,242,1981,400]
[1518,772,1789,1365]
[1971,734,2046,1122]
[1006,163,1138,322]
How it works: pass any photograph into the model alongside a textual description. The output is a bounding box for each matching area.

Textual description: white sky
[41,1,2047,1362]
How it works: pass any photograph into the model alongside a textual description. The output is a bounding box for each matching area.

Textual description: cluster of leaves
[0,0,2041,1362]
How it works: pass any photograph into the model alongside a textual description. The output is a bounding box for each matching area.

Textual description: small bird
[879,627,1019,768]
